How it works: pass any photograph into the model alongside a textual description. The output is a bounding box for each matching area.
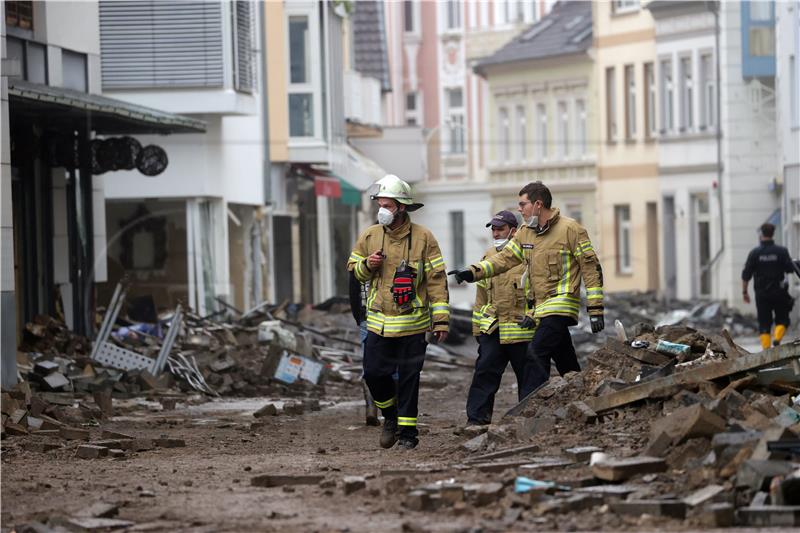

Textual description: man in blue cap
[466,210,537,425]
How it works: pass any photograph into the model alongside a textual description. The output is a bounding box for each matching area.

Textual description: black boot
[380,418,398,449]
[397,437,418,450]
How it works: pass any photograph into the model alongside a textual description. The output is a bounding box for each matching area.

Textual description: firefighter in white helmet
[347,175,449,450]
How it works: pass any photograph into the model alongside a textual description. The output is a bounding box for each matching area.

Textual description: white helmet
[369,174,423,211]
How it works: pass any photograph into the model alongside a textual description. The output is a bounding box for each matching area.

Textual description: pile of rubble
[432,322,800,528]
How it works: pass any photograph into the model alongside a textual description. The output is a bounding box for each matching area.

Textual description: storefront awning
[343,144,386,191]
[8,80,206,135]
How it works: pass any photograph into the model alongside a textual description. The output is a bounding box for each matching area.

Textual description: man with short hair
[742,223,798,349]
[348,175,449,450]
[450,181,605,390]
[467,210,537,425]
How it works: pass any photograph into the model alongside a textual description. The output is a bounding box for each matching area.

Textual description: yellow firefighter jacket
[469,209,603,323]
[348,216,449,337]
[472,244,535,344]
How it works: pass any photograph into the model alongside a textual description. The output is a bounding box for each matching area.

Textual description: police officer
[348,175,449,450]
[467,210,538,425]
[450,181,605,389]
[742,223,799,349]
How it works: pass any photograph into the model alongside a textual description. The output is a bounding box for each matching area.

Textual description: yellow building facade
[594,1,660,293]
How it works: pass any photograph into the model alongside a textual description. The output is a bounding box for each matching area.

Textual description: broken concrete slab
[342,476,366,495]
[586,343,800,413]
[535,494,604,515]
[76,445,109,459]
[575,485,639,501]
[75,502,119,518]
[154,438,185,448]
[591,456,667,482]
[610,499,687,519]
[750,426,796,461]
[54,517,136,531]
[563,446,603,463]
[461,433,489,453]
[100,429,133,440]
[711,430,763,451]
[43,372,70,391]
[59,427,90,441]
[650,404,726,445]
[736,459,797,491]
[738,505,800,527]
[470,482,504,506]
[683,484,726,507]
[251,474,325,487]
[253,403,278,418]
[697,502,735,527]
[605,338,671,366]
[464,443,540,463]
[566,401,597,424]
[406,490,433,511]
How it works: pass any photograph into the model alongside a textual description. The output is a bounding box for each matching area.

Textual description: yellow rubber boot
[760,333,771,350]
[773,324,786,346]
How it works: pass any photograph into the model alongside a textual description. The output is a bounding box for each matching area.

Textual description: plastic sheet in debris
[274,352,324,385]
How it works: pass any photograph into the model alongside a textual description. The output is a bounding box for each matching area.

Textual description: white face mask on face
[493,238,509,250]
[377,207,395,226]
[525,204,540,227]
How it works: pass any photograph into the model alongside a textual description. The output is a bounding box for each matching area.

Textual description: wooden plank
[585,343,800,413]
[464,444,540,464]
[605,338,671,366]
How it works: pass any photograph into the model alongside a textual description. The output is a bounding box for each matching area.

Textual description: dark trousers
[363,331,427,439]
[529,315,581,389]
[756,290,792,334]
[466,331,536,424]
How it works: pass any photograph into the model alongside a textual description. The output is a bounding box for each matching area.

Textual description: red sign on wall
[314,176,342,198]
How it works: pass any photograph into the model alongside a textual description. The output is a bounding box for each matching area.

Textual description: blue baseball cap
[486,210,519,228]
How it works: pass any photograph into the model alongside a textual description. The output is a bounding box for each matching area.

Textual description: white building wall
[718,0,780,312]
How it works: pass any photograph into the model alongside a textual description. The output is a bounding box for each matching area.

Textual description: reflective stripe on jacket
[469,209,603,323]
[347,216,449,337]
[471,245,534,344]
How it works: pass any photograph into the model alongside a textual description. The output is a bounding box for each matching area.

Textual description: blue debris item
[514,476,571,494]
[654,340,691,357]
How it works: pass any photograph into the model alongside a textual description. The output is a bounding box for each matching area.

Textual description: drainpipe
[702,0,725,297]
[258,0,275,303]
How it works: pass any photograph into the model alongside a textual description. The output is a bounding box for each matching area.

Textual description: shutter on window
[99,1,224,89]
[233,0,255,93]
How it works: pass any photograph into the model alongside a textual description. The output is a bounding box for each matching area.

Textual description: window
[624,64,636,139]
[699,53,715,130]
[575,99,587,156]
[693,193,711,296]
[615,205,632,274]
[5,37,47,83]
[644,62,656,138]
[62,49,87,92]
[233,0,255,93]
[499,107,510,163]
[287,10,319,138]
[612,0,639,14]
[5,1,33,30]
[606,67,617,141]
[447,88,465,154]
[404,1,415,33]
[557,101,569,158]
[446,0,461,30]
[564,201,583,224]
[749,1,772,21]
[791,55,798,128]
[405,92,420,126]
[660,58,674,133]
[536,103,548,160]
[679,56,693,132]
[516,105,527,161]
[450,211,465,269]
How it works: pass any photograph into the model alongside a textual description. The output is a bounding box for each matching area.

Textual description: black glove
[447,268,474,284]
[518,316,535,329]
[589,314,605,334]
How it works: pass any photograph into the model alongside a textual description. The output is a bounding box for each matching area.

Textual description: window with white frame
[679,56,693,132]
[575,99,587,156]
[405,92,420,126]
[499,107,510,163]
[447,88,465,154]
[625,64,636,139]
[659,58,674,134]
[644,62,656,137]
[516,105,527,162]
[606,67,617,141]
[699,52,715,130]
[791,54,798,128]
[615,205,632,274]
[536,103,548,161]
[693,192,712,296]
[287,10,320,138]
[446,0,461,30]
[557,101,569,159]
[612,0,639,14]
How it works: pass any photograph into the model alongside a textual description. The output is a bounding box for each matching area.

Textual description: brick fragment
[342,476,366,495]
[591,456,667,482]
[76,444,109,459]
[250,474,324,487]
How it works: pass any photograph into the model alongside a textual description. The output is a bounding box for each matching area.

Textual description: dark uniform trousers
[528,315,581,389]
[466,330,536,424]
[363,331,426,439]
[756,289,792,334]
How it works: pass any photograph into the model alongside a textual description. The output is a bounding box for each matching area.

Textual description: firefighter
[450,181,604,389]
[467,210,538,425]
[742,223,799,349]
[347,175,449,450]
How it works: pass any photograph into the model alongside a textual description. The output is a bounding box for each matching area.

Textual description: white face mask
[493,238,509,250]
[377,207,395,226]
[525,204,540,227]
